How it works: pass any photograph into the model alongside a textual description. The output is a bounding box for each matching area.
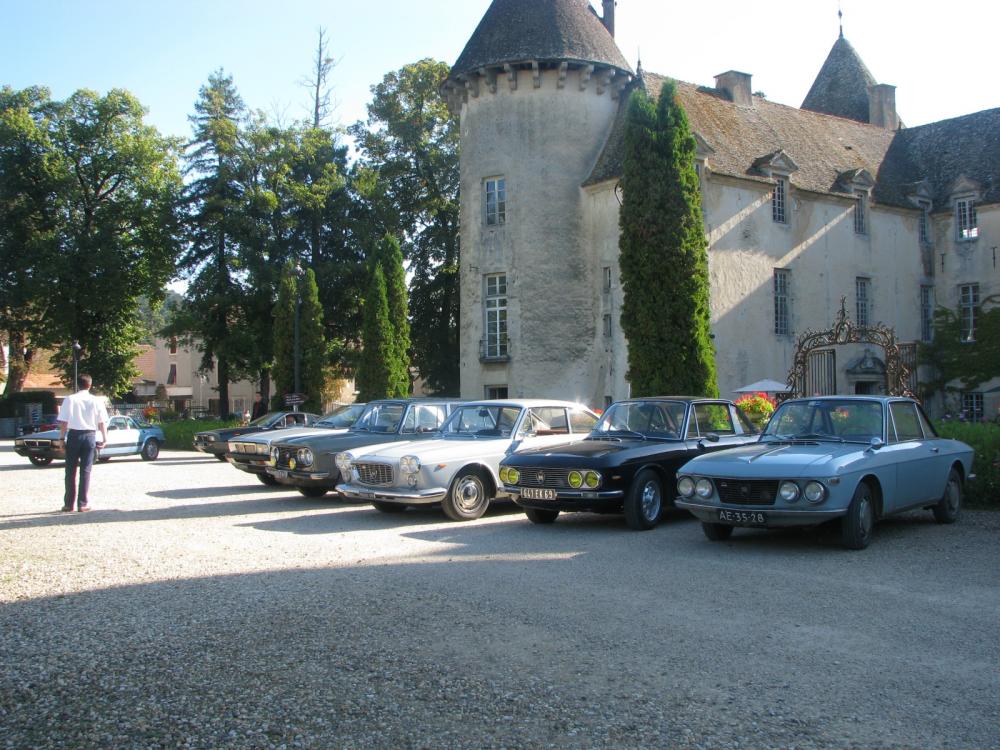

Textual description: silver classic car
[336,400,600,520]
[675,396,975,549]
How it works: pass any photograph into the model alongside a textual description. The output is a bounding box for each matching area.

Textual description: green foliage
[298,268,328,412]
[349,59,459,394]
[160,419,240,451]
[0,391,57,418]
[356,265,394,401]
[919,295,1000,398]
[272,264,298,405]
[373,234,411,396]
[619,83,718,398]
[734,392,776,429]
[936,422,1000,508]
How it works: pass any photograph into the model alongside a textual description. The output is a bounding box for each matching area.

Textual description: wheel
[932,468,962,524]
[257,473,279,486]
[524,507,559,524]
[701,522,734,541]
[623,469,663,530]
[215,454,228,461]
[141,439,160,461]
[28,455,53,467]
[97,456,112,463]
[841,481,876,550]
[297,486,328,498]
[441,471,491,521]
[372,500,407,513]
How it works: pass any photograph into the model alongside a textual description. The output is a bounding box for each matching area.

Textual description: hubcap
[946,480,960,514]
[859,495,873,539]
[457,477,483,511]
[641,481,661,521]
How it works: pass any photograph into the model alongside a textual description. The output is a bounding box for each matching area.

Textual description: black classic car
[499,397,759,529]
[193,411,319,460]
[266,398,460,497]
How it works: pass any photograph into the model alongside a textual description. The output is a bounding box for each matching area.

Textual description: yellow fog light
[584,471,601,488]
[507,467,520,484]
[289,458,297,470]
[568,471,583,488]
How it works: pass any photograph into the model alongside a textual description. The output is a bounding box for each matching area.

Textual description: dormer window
[772,177,787,223]
[854,191,867,235]
[956,198,978,240]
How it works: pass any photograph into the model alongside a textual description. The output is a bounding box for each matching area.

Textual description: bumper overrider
[337,482,447,504]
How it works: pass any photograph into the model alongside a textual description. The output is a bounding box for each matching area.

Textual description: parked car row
[210,395,975,551]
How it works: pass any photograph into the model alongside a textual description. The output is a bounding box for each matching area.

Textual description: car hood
[680,441,863,476]
[356,436,510,463]
[232,426,347,445]
[22,428,61,439]
[503,437,687,465]
[275,430,414,453]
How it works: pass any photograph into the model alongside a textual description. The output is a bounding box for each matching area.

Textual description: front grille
[355,462,394,486]
[513,467,571,489]
[232,442,265,455]
[24,439,51,448]
[275,446,296,468]
[715,479,778,506]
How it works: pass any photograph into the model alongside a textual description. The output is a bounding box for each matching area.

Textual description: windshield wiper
[600,429,647,440]
[792,432,843,442]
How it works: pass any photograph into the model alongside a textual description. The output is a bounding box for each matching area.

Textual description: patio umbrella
[733,378,792,393]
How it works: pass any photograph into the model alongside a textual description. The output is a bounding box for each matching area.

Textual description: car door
[886,401,943,508]
[105,416,141,455]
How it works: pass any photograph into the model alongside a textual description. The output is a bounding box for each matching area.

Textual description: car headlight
[677,476,695,497]
[269,447,279,466]
[584,470,601,488]
[779,481,800,503]
[567,470,583,488]
[804,481,826,504]
[695,478,714,498]
[227,441,238,452]
[507,467,520,484]
[335,452,353,474]
[205,435,216,442]
[297,448,314,467]
[400,455,421,474]
[14,439,24,447]
[257,443,270,455]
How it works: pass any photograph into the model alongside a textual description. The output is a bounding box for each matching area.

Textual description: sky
[4,0,999,143]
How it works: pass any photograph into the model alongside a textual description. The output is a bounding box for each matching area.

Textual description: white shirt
[58,390,110,431]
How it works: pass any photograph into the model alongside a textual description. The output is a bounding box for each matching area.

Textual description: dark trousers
[64,430,97,509]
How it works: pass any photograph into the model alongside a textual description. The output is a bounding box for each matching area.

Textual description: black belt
[67,429,96,433]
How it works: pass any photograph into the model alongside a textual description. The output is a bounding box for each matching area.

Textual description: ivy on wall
[918,294,1000,398]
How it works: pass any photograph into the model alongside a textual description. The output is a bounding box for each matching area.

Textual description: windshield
[316,404,364,429]
[592,400,687,439]
[351,402,405,433]
[763,399,884,442]
[441,405,522,438]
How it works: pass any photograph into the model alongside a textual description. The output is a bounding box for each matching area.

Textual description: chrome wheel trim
[945,478,961,515]
[858,494,874,540]
[456,476,484,512]
[641,480,661,521]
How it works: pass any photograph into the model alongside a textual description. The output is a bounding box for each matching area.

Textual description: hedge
[937,422,1000,509]
[160,419,240,451]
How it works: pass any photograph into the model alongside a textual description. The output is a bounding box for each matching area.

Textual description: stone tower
[443,0,632,403]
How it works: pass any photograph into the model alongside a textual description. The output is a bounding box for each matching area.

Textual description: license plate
[358,490,375,499]
[520,487,557,500]
[273,470,288,480]
[718,509,767,525]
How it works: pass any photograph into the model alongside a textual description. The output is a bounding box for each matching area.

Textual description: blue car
[13,414,166,466]
[675,396,975,549]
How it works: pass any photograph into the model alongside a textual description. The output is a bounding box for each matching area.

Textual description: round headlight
[269,447,279,465]
[297,448,314,467]
[584,470,601,488]
[334,452,353,474]
[804,481,826,504]
[779,481,801,503]
[695,478,714,498]
[567,470,583,488]
[677,476,695,497]
[257,443,271,455]
[507,467,520,484]
[400,455,421,474]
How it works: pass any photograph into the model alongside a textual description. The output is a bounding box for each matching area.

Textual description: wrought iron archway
[786,298,913,398]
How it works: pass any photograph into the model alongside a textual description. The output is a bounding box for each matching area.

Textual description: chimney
[868,84,899,130]
[714,70,753,107]
[602,0,615,37]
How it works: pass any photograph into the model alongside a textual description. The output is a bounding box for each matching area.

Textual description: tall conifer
[374,234,411,396]
[356,265,394,401]
[619,83,718,397]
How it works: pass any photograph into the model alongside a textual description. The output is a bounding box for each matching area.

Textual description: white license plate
[273,470,288,480]
[358,490,375,499]
[521,487,557,500]
[718,509,767,525]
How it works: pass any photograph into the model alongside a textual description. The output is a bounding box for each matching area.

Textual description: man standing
[56,374,109,512]
[250,391,268,421]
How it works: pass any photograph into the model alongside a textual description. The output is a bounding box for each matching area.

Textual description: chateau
[444,0,999,417]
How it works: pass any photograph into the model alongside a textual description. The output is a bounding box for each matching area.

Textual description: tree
[919,295,1000,402]
[349,59,460,394]
[273,263,327,412]
[355,265,394,401]
[373,233,411,396]
[619,83,718,397]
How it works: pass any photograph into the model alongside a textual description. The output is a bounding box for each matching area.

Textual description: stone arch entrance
[786,298,913,398]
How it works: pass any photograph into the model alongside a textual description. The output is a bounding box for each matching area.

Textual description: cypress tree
[619,82,718,397]
[271,263,297,407]
[356,265,394,401]
[298,268,327,412]
[374,234,412,397]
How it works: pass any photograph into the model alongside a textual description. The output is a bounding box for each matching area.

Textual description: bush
[734,392,776,430]
[936,422,1000,509]
[160,419,240,451]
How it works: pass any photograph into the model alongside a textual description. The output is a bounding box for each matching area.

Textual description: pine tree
[374,234,411,396]
[297,268,327,412]
[272,264,297,407]
[356,265,394,402]
[619,82,718,397]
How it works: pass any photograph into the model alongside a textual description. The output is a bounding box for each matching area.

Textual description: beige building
[445,0,999,418]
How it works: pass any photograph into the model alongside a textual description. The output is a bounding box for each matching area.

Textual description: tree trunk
[258,369,271,411]
[4,329,34,394]
[217,358,230,418]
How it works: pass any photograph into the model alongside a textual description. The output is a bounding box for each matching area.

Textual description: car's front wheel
[701,522,734,541]
[624,469,663,530]
[28,455,53,467]
[141,439,160,461]
[97,456,111,463]
[442,471,491,521]
[372,500,407,514]
[297,486,328,498]
[257,473,279,487]
[932,468,962,524]
[842,481,875,550]
[215,454,228,462]
[524,507,559,524]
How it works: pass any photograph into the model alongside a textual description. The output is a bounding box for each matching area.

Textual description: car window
[401,404,447,434]
[688,403,735,438]
[108,417,127,431]
[444,405,521,436]
[889,402,923,442]
[593,401,685,438]
[124,417,138,429]
[916,405,938,438]
[735,408,758,435]
[569,409,598,433]
[522,407,568,435]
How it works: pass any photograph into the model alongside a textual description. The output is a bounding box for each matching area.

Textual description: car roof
[611,396,731,404]
[454,399,593,409]
[780,395,913,404]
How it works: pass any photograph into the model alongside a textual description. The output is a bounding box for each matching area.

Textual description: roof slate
[450,0,631,80]
[801,35,876,123]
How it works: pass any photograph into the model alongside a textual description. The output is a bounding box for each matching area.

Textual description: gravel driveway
[1,442,998,749]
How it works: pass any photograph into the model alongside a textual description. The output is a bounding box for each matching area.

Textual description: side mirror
[704,433,720,443]
[867,437,885,452]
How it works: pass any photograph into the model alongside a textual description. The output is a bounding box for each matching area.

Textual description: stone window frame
[920,285,934,343]
[485,384,509,399]
[918,200,932,246]
[955,197,978,241]
[483,273,509,358]
[853,190,868,235]
[774,268,791,336]
[772,175,788,224]
[959,283,979,343]
[961,392,984,421]
[855,277,871,328]
[484,176,506,227]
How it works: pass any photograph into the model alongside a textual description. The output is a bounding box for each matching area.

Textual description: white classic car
[336,400,600,520]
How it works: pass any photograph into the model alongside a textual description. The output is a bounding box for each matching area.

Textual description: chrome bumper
[337,482,447,504]
[676,499,847,527]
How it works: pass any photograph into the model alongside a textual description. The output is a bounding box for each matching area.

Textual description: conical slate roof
[450,0,631,80]
[801,35,877,123]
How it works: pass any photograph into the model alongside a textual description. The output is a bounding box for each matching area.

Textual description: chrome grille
[24,439,51,448]
[513,467,571,488]
[232,441,266,455]
[275,446,296,468]
[715,479,778,506]
[355,462,394,486]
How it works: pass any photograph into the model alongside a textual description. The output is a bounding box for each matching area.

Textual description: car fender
[851,473,885,518]
[451,462,500,497]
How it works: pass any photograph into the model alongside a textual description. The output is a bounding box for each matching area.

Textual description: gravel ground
[1,442,998,750]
